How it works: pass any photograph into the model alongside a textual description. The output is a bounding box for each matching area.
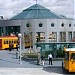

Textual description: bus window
[65,52,69,61]
[16,40,18,43]
[4,40,8,44]
[14,40,17,44]
[4,40,6,44]
[71,53,75,61]
[6,40,8,44]
[9,40,11,44]
[12,40,13,43]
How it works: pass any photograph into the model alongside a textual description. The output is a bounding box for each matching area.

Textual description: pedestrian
[16,44,19,51]
[16,44,19,59]
[9,43,12,51]
[48,53,53,65]
[41,55,45,66]
[11,43,14,51]
[37,52,41,65]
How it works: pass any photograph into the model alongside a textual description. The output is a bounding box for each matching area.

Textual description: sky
[0,0,74,19]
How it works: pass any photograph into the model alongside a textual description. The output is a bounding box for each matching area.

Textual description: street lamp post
[18,33,22,64]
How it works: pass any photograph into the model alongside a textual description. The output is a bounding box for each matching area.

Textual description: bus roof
[0,36,17,38]
[65,48,75,51]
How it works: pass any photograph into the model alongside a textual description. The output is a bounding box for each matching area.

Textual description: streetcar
[0,36,32,50]
[62,47,75,72]
[0,36,18,49]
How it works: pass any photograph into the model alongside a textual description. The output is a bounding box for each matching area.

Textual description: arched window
[61,23,64,27]
[69,24,71,27]
[26,23,30,27]
[39,23,43,27]
[51,23,54,27]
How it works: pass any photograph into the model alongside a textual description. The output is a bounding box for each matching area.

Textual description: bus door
[64,51,69,70]
[70,53,75,71]
[0,39,2,49]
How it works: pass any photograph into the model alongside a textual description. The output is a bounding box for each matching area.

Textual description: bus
[62,47,75,72]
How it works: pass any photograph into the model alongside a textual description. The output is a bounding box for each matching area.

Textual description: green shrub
[56,50,64,58]
[42,50,54,58]
[22,53,38,58]
[41,50,64,58]
[27,54,38,58]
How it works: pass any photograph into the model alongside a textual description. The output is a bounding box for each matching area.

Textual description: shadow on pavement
[8,52,16,55]
[23,59,38,65]
[43,66,75,75]
[29,61,42,66]
[12,57,18,59]
[23,59,43,67]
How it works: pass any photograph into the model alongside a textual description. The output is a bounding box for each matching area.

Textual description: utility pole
[18,33,22,64]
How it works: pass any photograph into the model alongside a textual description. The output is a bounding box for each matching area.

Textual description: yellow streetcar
[0,36,33,50]
[0,36,18,50]
[63,47,75,72]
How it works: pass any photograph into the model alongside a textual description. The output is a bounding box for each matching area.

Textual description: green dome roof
[11,4,67,20]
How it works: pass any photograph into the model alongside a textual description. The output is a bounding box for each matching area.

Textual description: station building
[0,4,74,50]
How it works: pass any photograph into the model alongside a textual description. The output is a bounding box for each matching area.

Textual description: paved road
[0,50,75,75]
[0,50,62,68]
[0,50,42,68]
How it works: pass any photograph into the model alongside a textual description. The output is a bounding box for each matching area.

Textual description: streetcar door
[70,53,75,71]
[64,51,69,70]
[0,39,2,49]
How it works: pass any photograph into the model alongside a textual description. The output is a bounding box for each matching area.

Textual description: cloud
[41,0,74,18]
[0,0,74,19]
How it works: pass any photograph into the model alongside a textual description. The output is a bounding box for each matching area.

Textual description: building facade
[0,4,74,50]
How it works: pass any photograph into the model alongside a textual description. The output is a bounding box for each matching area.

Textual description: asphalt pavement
[0,50,62,68]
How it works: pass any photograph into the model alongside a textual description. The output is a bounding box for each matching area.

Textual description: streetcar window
[4,40,6,44]
[12,40,13,43]
[17,40,19,43]
[4,40,8,44]
[9,40,11,44]
[6,40,8,44]
[14,40,17,44]
[65,52,69,61]
[71,53,75,61]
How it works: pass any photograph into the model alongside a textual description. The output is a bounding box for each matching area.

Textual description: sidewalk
[0,50,64,75]
[0,50,62,68]
[0,50,41,68]
[0,68,51,75]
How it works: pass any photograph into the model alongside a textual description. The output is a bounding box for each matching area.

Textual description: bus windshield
[65,52,69,61]
[71,53,75,61]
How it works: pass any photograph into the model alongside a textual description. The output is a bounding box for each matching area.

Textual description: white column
[66,32,68,42]
[57,32,60,42]
[72,31,74,39]
[3,26,5,36]
[32,32,36,50]
[73,31,75,38]
[45,31,49,43]
[45,31,49,50]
